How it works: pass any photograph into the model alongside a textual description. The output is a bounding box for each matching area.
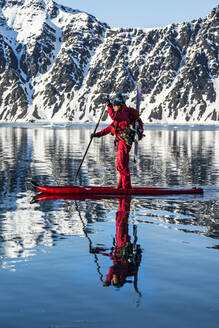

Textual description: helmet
[114,93,125,105]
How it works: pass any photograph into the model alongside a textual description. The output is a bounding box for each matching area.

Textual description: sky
[55,0,219,28]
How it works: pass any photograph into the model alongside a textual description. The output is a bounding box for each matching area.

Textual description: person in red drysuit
[91,94,140,189]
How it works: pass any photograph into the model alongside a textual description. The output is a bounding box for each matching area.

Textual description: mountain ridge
[0,0,218,124]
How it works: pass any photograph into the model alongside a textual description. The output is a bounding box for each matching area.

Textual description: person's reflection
[91,197,142,293]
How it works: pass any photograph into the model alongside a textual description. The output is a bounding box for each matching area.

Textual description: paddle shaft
[74,105,106,183]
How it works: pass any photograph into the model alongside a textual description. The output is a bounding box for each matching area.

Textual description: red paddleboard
[31,181,203,196]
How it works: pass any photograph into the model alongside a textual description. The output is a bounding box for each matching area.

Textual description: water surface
[0,124,219,328]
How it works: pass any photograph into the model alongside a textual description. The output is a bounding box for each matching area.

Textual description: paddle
[73,101,108,184]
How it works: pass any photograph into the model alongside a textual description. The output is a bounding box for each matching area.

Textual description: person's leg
[116,141,132,189]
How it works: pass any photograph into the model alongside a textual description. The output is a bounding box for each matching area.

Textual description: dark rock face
[0,0,218,123]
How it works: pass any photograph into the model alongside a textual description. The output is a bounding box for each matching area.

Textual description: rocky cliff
[0,0,218,124]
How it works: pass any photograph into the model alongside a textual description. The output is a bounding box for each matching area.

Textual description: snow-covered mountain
[0,0,218,124]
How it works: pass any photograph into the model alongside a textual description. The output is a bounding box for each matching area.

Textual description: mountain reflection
[0,125,219,270]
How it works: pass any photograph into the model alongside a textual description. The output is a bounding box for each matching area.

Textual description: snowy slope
[0,0,218,124]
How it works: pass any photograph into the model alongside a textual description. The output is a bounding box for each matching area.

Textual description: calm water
[0,124,219,328]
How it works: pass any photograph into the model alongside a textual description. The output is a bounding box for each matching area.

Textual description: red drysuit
[97,104,139,189]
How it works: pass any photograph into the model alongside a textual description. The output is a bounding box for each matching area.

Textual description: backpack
[126,107,144,141]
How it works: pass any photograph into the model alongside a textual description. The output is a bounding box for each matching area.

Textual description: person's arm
[107,105,117,120]
[93,124,111,137]
[107,106,130,121]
